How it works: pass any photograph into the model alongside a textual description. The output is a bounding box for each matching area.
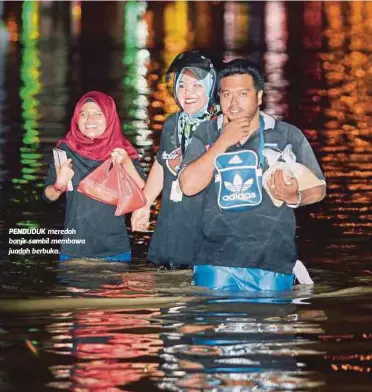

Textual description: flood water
[0,1,371,391]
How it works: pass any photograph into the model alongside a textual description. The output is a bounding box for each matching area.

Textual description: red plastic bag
[115,160,147,216]
[77,158,146,216]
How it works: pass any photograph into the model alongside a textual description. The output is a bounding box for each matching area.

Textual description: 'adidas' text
[222,192,257,201]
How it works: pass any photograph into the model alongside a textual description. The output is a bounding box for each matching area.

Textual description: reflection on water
[46,308,162,390]
[224,1,250,55]
[0,1,371,391]
[12,1,42,205]
[315,1,372,239]
[2,272,372,391]
[155,299,327,391]
[122,1,151,160]
[264,1,288,119]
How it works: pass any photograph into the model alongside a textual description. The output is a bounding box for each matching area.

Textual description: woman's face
[78,101,107,139]
[176,69,208,115]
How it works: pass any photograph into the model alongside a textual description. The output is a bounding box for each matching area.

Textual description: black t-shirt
[181,113,326,274]
[148,113,206,265]
[43,143,144,258]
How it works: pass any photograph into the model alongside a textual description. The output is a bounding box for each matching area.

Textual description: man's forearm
[180,138,228,196]
[300,184,326,206]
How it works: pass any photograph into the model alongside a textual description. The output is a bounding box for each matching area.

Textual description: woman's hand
[111,148,129,165]
[56,159,74,187]
[45,159,74,200]
[131,206,151,231]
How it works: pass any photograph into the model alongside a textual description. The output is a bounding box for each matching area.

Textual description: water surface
[0,1,371,391]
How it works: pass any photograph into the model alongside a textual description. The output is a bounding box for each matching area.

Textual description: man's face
[219,74,263,122]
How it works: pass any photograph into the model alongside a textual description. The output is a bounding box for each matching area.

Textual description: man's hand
[217,116,251,149]
[268,169,299,204]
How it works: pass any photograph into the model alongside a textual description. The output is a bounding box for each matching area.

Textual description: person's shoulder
[165,112,179,122]
[194,117,219,138]
[277,120,301,132]
[191,118,218,146]
[56,141,75,155]
[163,112,179,129]
[56,141,68,150]
[269,115,304,140]
[56,142,82,161]
[160,112,179,140]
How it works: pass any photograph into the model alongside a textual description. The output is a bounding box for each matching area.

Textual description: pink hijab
[57,91,139,161]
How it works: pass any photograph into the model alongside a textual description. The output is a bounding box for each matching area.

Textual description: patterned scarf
[177,109,214,154]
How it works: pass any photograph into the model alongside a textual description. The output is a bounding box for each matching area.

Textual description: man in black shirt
[179,59,326,292]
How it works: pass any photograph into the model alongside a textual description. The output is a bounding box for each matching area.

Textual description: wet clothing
[148,52,218,267]
[148,113,207,266]
[181,112,326,275]
[59,251,131,263]
[194,265,295,292]
[43,142,144,260]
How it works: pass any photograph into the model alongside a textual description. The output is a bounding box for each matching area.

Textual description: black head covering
[166,49,221,105]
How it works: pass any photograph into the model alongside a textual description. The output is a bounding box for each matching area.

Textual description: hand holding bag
[262,144,324,207]
[77,158,146,216]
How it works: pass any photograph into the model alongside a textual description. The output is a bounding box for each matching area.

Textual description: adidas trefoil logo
[224,174,253,193]
[228,155,243,165]
[222,174,257,202]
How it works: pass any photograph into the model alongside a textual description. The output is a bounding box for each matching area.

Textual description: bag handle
[99,157,115,174]
[257,115,265,169]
